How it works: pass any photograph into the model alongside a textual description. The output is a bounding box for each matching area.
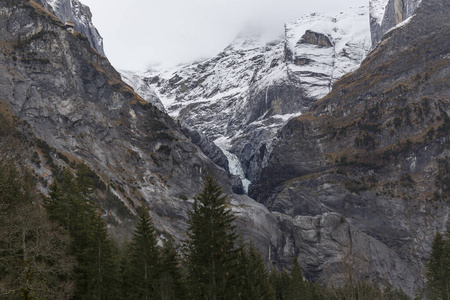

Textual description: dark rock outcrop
[298,30,333,47]
[1,0,448,295]
[180,124,230,173]
[275,212,423,291]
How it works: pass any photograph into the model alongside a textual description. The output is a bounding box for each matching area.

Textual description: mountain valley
[0,0,448,297]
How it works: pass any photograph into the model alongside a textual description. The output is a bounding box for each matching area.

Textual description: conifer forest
[0,113,448,299]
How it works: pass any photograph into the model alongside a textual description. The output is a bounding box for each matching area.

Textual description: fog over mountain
[81,0,368,71]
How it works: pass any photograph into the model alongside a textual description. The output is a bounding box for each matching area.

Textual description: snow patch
[370,0,390,26]
[385,15,414,34]
[46,0,58,8]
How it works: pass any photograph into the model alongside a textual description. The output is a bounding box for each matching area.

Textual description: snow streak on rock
[370,0,390,26]
[369,0,422,46]
[120,70,166,112]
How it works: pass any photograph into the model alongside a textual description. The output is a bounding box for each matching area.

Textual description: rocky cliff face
[123,7,371,190]
[2,0,448,295]
[370,0,422,46]
[251,0,449,294]
[35,0,105,56]
[0,0,285,262]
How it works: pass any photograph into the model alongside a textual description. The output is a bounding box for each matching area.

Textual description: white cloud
[81,0,368,71]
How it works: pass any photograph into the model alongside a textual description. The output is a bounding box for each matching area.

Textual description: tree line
[0,113,448,299]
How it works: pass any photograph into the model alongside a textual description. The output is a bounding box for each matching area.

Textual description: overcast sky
[81,0,368,71]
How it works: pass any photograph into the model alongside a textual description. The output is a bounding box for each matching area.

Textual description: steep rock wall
[252,0,449,295]
[35,0,105,56]
[370,0,422,46]
[0,0,285,264]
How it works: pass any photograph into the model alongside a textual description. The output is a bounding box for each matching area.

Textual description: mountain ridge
[36,0,105,56]
[0,0,286,262]
[250,0,449,293]
[123,6,372,189]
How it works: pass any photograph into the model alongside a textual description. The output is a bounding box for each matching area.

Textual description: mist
[81,0,368,71]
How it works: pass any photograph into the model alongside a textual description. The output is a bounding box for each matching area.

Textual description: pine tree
[123,206,160,300]
[240,243,275,300]
[305,281,323,300]
[286,258,307,300]
[185,173,242,300]
[47,168,95,246]
[84,210,120,300]
[47,166,120,299]
[159,240,186,300]
[119,241,134,297]
[269,268,290,300]
[269,259,322,300]
[426,230,450,300]
[0,153,74,298]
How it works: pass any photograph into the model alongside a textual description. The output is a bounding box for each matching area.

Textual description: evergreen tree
[47,168,95,248]
[240,243,275,300]
[185,173,242,300]
[0,141,74,298]
[84,210,120,300]
[426,230,450,300]
[159,240,185,300]
[123,206,160,300]
[269,269,290,300]
[47,166,120,299]
[269,260,323,300]
[119,241,134,297]
[286,258,307,300]
[305,281,323,300]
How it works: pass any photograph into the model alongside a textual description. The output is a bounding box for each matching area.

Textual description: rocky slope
[0,0,284,261]
[35,0,105,56]
[251,0,449,294]
[120,2,450,293]
[123,6,372,190]
[1,0,448,296]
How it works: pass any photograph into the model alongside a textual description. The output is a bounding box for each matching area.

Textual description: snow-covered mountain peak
[226,26,285,53]
[123,5,372,190]
[46,0,59,7]
[224,35,265,52]
[285,6,370,98]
